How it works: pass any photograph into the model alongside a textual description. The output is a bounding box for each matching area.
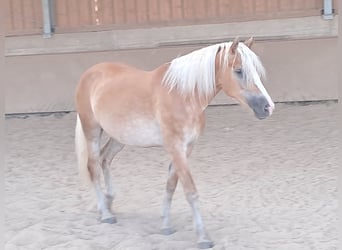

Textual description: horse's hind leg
[81,120,116,224]
[100,138,124,209]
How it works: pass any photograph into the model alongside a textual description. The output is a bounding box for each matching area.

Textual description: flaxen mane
[162,41,266,98]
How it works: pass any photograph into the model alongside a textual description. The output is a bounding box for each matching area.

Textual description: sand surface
[5,103,338,250]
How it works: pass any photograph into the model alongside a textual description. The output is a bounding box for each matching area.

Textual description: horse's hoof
[161,227,176,235]
[101,216,117,224]
[197,240,214,249]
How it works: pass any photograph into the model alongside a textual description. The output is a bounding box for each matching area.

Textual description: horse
[74,37,274,249]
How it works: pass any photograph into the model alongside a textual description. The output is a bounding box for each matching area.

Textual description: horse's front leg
[161,144,194,234]
[167,146,214,249]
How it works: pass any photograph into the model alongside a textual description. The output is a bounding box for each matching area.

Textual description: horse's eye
[234,69,243,76]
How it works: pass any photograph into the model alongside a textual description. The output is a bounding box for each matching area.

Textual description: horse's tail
[75,114,91,185]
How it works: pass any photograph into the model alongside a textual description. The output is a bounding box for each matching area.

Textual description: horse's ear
[230,37,239,54]
[244,37,254,48]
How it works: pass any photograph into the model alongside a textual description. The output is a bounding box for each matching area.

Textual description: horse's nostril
[264,104,270,112]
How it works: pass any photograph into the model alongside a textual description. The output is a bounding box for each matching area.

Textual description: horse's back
[76,62,153,111]
[77,62,145,88]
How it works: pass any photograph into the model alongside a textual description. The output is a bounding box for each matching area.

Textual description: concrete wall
[5,15,338,114]
[5,37,338,114]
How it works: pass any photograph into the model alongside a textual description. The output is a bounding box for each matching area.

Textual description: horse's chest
[106,118,163,147]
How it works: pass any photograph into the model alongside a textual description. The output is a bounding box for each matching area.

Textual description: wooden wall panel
[170,0,184,20]
[5,0,42,35]
[53,0,332,33]
[5,0,339,35]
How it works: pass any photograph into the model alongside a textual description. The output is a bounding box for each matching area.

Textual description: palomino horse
[75,37,274,249]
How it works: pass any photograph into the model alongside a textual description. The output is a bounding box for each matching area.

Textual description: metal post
[42,0,53,38]
[322,0,334,20]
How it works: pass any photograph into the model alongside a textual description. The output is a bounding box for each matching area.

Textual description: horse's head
[218,37,274,119]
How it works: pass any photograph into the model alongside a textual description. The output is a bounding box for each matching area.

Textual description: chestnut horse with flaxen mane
[75,37,274,249]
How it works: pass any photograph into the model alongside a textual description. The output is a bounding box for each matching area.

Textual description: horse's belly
[104,119,163,147]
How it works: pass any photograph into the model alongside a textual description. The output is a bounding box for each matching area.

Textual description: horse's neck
[157,60,223,111]
[191,66,224,111]
[194,86,222,111]
[197,62,224,110]
[198,51,225,109]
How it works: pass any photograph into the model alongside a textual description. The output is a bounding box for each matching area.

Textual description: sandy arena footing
[5,102,338,250]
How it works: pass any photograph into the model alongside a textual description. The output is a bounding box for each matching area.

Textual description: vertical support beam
[42,0,54,38]
[322,0,334,20]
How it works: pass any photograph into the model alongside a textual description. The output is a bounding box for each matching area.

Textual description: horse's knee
[166,174,178,192]
[176,169,197,194]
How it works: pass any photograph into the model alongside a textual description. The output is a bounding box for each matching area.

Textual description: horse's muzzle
[246,94,272,120]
